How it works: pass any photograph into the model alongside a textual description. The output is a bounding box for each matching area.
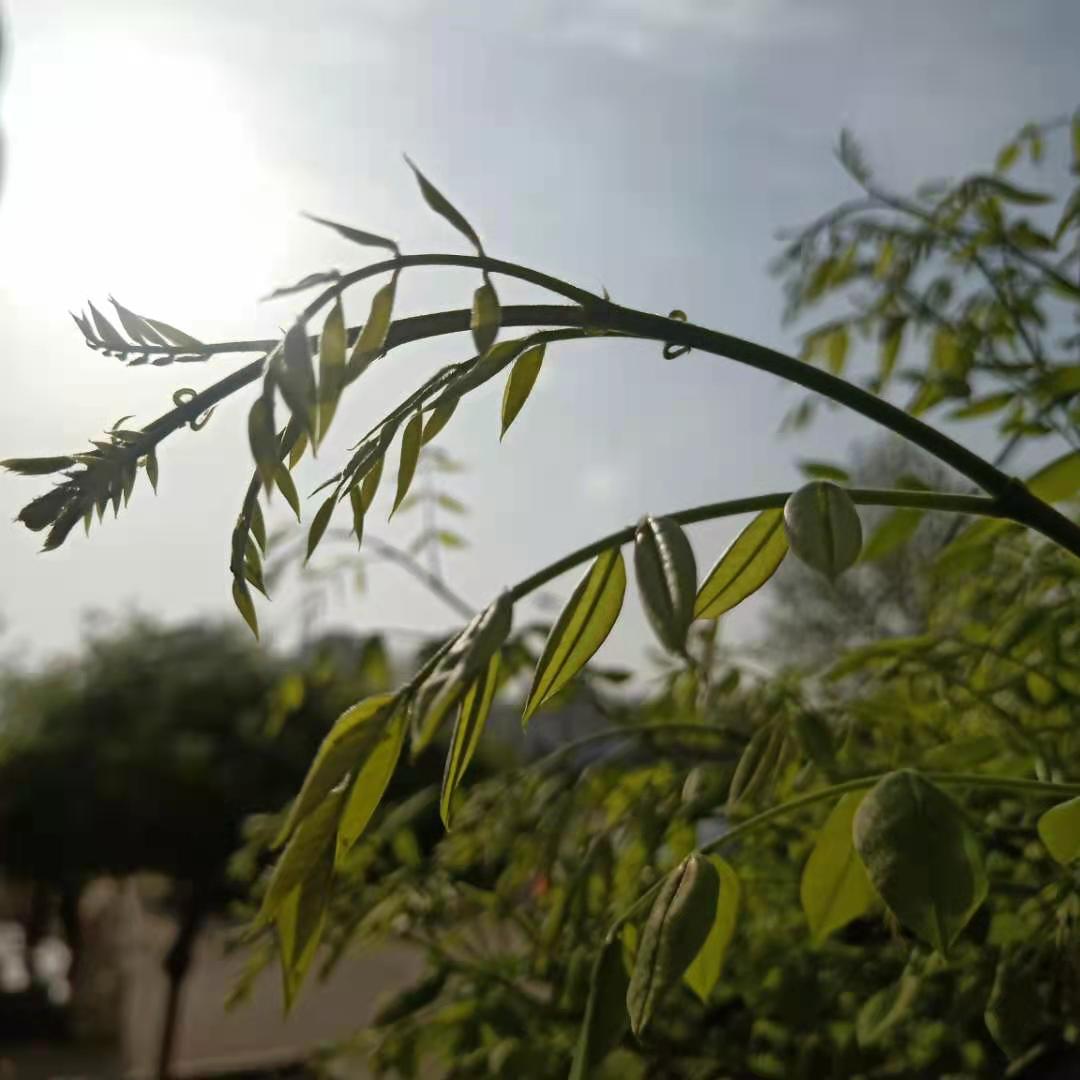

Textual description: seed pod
[626,853,720,1036]
[783,481,863,579]
[634,515,697,655]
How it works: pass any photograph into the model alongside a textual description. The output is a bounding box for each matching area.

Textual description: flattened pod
[634,515,697,655]
[784,481,862,579]
[627,853,719,1036]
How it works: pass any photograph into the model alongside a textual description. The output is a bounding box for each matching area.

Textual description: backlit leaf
[422,396,459,445]
[627,854,719,1036]
[440,653,500,828]
[390,411,423,518]
[404,156,483,253]
[276,693,397,847]
[853,770,987,954]
[1037,797,1080,865]
[798,461,850,484]
[336,702,408,864]
[800,792,876,943]
[471,276,500,356]
[634,515,697,656]
[860,507,924,562]
[684,856,740,1003]
[273,462,302,522]
[232,578,259,639]
[302,212,399,254]
[248,395,279,490]
[347,276,397,383]
[305,494,336,563]
[523,549,626,725]
[1026,450,1080,503]
[317,295,347,442]
[784,481,863,579]
[500,343,545,439]
[694,509,787,619]
[278,323,318,439]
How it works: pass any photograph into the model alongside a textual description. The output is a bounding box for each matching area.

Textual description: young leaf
[302,212,399,254]
[232,578,259,639]
[1037,797,1080,865]
[257,787,344,925]
[627,854,719,1036]
[798,461,850,484]
[800,792,876,943]
[694,509,787,619]
[853,770,987,954]
[440,652,500,828]
[569,937,630,1080]
[522,549,626,725]
[784,481,863,579]
[305,494,336,563]
[727,721,789,809]
[422,396,459,445]
[140,313,204,348]
[404,156,483,253]
[634,515,697,656]
[390,411,423,518]
[347,275,397,383]
[500,343,545,439]
[87,301,126,347]
[860,507,924,562]
[248,395,279,491]
[684,856,740,1003]
[278,323,318,440]
[273,462,302,522]
[0,456,76,475]
[471,276,501,356]
[317,295,347,442]
[109,297,167,345]
[276,853,332,1012]
[276,693,397,847]
[145,450,159,493]
[1026,450,1080,503]
[336,703,408,864]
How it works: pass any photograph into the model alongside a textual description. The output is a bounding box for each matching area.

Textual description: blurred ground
[2,888,423,1079]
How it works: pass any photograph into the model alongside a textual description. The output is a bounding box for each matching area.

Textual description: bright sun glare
[1,35,292,317]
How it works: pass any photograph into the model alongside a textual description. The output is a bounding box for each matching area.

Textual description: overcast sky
[0,0,1077,670]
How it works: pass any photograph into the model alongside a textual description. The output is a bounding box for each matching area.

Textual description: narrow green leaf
[306,494,336,563]
[422,397,459,445]
[853,770,987,954]
[440,653,500,828]
[390,411,423,518]
[302,211,399,254]
[798,461,850,484]
[404,156,483,252]
[289,431,308,470]
[87,301,126,347]
[276,854,331,1012]
[627,854,719,1036]
[261,271,341,303]
[109,297,167,345]
[634,515,697,656]
[0,456,76,476]
[278,323,318,439]
[825,325,849,374]
[258,787,343,925]
[800,792,876,943]
[994,142,1020,173]
[336,703,408,864]
[471,276,501,355]
[140,313,203,348]
[145,450,159,493]
[248,395,279,490]
[317,295,347,442]
[1026,450,1080,503]
[250,499,267,553]
[358,456,384,514]
[347,276,397,383]
[948,392,1013,420]
[569,938,629,1080]
[684,856,740,1003]
[500,343,545,439]
[694,509,787,619]
[274,462,302,521]
[522,549,626,725]
[879,318,905,385]
[860,507,924,562]
[232,578,259,639]
[1037,797,1080,865]
[276,693,397,847]
[727,721,789,809]
[784,481,863,579]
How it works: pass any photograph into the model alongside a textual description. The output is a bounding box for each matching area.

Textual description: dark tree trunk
[156,886,207,1080]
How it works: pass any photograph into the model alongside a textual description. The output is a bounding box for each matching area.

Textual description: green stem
[510,487,1002,601]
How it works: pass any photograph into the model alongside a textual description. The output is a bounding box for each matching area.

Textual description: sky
[0,0,1077,671]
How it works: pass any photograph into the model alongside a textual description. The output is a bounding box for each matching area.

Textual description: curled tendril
[189,407,216,432]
